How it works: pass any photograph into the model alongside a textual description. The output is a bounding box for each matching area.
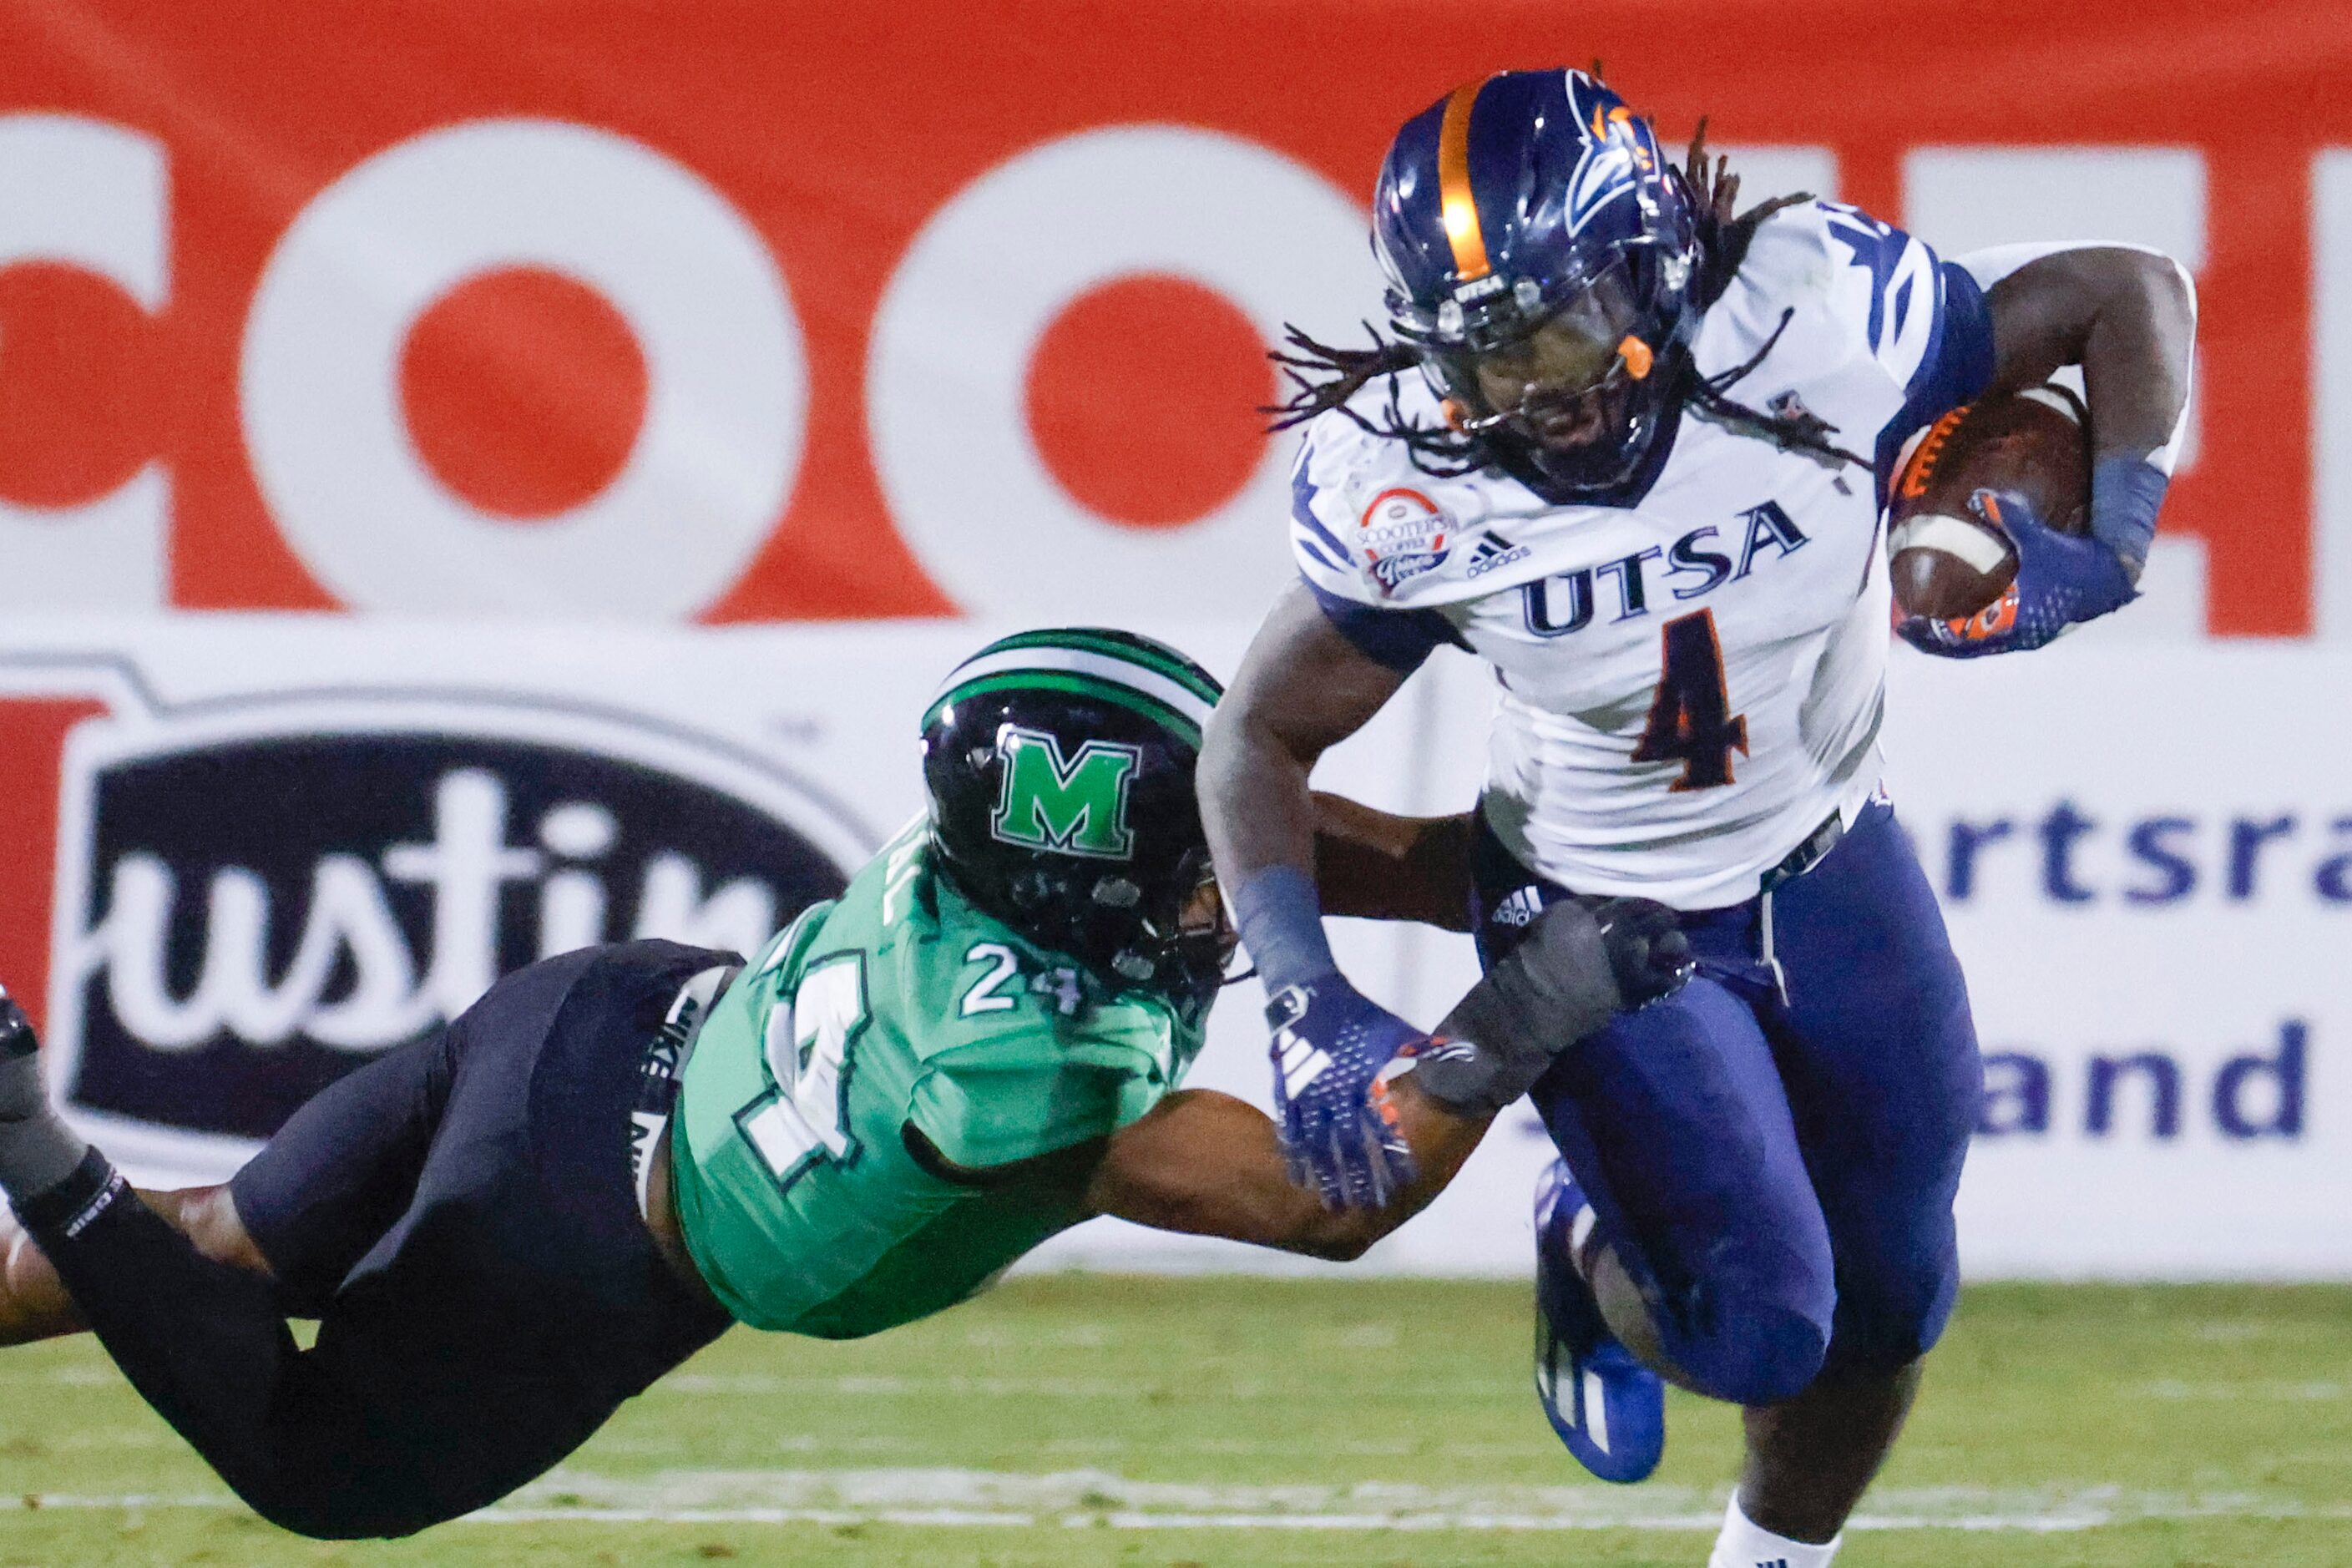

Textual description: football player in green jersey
[0,627,1687,1539]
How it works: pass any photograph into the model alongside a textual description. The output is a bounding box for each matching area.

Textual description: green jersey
[670,822,1207,1338]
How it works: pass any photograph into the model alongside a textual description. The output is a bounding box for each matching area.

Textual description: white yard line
[2137,1378,2349,1400]
[19,1495,242,1511]
[654,1372,1522,1399]
[20,1471,2352,1532]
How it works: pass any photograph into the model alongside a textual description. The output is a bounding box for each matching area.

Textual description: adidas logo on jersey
[1466,530,1532,579]
[1491,885,1545,927]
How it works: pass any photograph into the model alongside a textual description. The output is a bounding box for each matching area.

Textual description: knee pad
[233,1460,442,1541]
[237,1485,384,1542]
[1824,1254,1961,1378]
[1660,1294,1831,1407]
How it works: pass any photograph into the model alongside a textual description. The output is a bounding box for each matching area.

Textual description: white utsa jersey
[1290,200,1992,908]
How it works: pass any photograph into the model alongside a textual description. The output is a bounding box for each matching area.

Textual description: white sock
[1706,1490,1840,1568]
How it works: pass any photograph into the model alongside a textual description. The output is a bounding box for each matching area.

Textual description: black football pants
[25,940,736,1539]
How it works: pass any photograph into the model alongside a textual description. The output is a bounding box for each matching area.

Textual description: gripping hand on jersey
[1262,899,1695,1211]
[1897,488,2137,658]
[1265,978,1422,1211]
[1412,897,1693,1119]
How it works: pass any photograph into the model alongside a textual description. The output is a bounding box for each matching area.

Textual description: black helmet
[921,627,1227,1003]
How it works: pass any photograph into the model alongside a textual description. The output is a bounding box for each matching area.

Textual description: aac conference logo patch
[2,671,872,1181]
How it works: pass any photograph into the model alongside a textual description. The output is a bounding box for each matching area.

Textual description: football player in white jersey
[1199,69,2194,1568]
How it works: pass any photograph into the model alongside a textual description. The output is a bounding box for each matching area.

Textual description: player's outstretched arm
[1199,583,1429,1205]
[1085,1077,1475,1261]
[1089,899,1691,1257]
[1201,583,1409,917]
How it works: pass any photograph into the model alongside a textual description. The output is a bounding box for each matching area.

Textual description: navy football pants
[1474,801,1983,1406]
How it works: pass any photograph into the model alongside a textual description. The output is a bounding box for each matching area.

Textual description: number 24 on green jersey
[734,930,1083,1191]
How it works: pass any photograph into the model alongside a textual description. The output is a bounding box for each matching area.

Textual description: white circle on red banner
[868,125,1375,618]
[240,119,802,618]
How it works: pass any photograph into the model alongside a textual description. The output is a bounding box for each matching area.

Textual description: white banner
[2,616,2341,1279]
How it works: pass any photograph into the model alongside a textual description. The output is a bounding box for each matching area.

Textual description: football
[1885,382,2094,620]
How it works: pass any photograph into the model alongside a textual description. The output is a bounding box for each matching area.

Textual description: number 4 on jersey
[739,953,867,1190]
[1632,609,1748,792]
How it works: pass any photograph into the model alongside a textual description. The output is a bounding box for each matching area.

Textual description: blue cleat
[1533,1157,1664,1483]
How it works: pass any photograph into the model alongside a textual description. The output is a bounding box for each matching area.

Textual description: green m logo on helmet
[989,726,1141,860]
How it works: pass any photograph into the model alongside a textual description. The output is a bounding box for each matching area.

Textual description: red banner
[1,1,2344,633]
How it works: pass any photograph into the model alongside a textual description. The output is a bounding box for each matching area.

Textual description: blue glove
[1896,488,2138,659]
[1265,975,1422,1211]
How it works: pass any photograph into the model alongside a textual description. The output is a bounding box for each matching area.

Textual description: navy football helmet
[1372,69,1702,500]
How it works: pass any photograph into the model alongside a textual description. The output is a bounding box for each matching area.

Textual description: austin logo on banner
[0,661,870,1185]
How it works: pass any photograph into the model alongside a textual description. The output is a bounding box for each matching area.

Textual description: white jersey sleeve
[1818,202,1950,396]
[1286,433,1385,608]
[1725,200,1997,489]
[1285,410,1479,672]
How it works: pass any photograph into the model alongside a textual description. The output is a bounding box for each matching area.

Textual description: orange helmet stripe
[1436,79,1491,282]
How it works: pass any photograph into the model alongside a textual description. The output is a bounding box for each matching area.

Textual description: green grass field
[2,1277,2348,1567]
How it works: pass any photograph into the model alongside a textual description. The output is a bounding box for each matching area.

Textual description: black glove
[1408,896,1692,1118]
[1590,897,1696,1009]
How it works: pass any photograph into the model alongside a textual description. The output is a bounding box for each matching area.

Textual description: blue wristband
[1227,865,1338,991]
[2091,455,2168,574]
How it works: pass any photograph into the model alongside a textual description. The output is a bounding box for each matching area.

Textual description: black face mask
[1415,256,1691,505]
[1434,262,1643,402]
[1492,352,1691,503]
[1113,848,1233,1007]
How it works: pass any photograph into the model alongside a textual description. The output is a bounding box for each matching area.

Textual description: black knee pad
[233,1476,430,1541]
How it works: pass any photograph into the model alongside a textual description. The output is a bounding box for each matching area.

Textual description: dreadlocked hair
[1263,322,1485,474]
[1262,118,1866,480]
[1677,119,1868,471]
